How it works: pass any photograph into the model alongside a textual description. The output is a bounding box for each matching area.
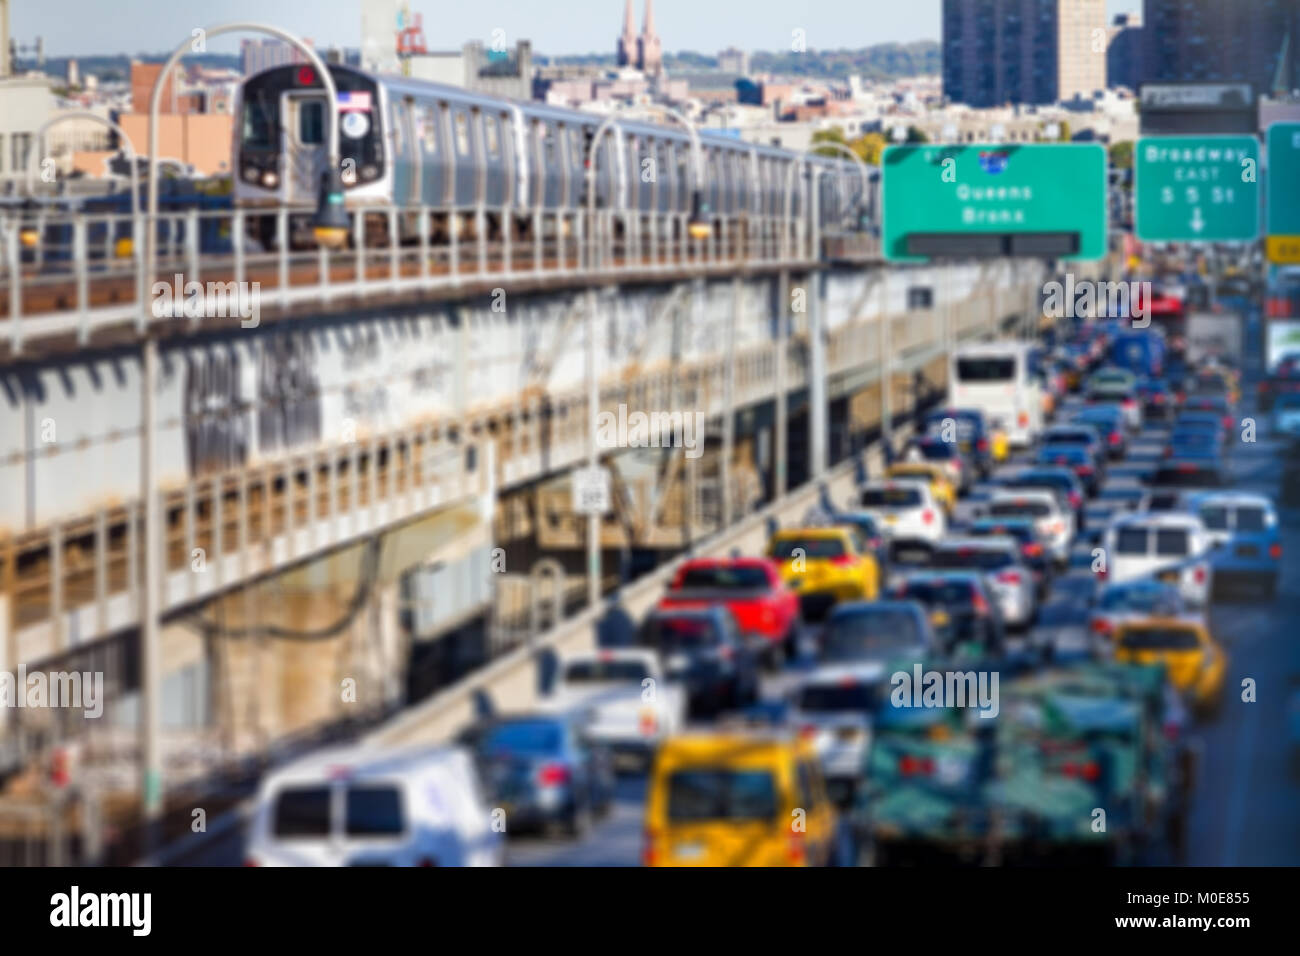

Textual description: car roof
[830,599,922,617]
[1111,511,1205,530]
[1185,490,1274,509]
[260,743,470,790]
[939,535,1017,551]
[796,661,890,687]
[990,488,1058,504]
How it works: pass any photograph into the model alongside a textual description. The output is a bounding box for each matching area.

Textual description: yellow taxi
[1113,618,1227,715]
[767,527,880,613]
[885,462,956,514]
[643,731,840,866]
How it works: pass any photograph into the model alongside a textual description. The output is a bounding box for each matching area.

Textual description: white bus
[948,342,1044,448]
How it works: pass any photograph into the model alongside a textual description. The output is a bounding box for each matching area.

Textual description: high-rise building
[942,0,1107,107]
[718,47,750,75]
[1142,0,1300,97]
[1106,13,1143,90]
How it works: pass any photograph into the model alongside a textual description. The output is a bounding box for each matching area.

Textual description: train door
[280,90,328,205]
[390,97,420,206]
[483,111,510,207]
[448,104,478,207]
[416,102,448,205]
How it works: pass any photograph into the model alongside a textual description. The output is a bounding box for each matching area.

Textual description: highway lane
[507,348,1300,868]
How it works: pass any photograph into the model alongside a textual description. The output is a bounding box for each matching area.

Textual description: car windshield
[678,566,770,590]
[771,537,846,559]
[1156,529,1190,556]
[483,720,564,755]
[1199,506,1229,531]
[1120,628,1201,651]
[933,547,1015,570]
[1099,587,1171,612]
[1153,465,1221,487]
[915,444,956,461]
[345,785,404,836]
[648,616,722,651]
[273,786,332,839]
[974,523,1032,544]
[564,659,650,684]
[890,541,934,565]
[900,580,976,607]
[1044,430,1095,445]
[957,356,1016,381]
[990,500,1051,518]
[1235,507,1268,532]
[1039,602,1089,625]
[797,682,884,712]
[666,770,779,823]
[824,609,923,660]
[861,487,923,508]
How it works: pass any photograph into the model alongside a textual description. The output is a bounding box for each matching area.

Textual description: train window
[391,102,405,157]
[454,112,470,156]
[484,115,500,157]
[298,100,324,146]
[420,106,439,155]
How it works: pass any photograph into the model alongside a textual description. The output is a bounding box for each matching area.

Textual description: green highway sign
[1267,123,1300,264]
[881,143,1107,263]
[1134,135,1260,242]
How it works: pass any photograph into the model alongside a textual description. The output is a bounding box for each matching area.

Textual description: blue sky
[13,0,1144,58]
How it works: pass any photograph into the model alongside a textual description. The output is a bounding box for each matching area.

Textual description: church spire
[638,0,662,75]
[617,0,637,67]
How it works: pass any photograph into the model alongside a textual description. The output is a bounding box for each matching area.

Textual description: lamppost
[577,103,710,608]
[22,112,143,250]
[137,22,340,849]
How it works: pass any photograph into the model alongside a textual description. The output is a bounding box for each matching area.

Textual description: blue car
[1164,427,1225,462]
[1186,491,1281,597]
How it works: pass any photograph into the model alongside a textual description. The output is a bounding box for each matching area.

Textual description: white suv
[857,478,946,544]
[245,744,504,867]
[986,488,1075,566]
[1102,513,1213,608]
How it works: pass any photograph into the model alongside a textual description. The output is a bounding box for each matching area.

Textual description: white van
[245,744,505,867]
[949,342,1044,448]
[1102,513,1213,608]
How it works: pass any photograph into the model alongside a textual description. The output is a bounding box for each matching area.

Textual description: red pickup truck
[657,557,800,667]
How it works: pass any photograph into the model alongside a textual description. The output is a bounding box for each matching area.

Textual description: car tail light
[718,645,735,661]
[639,709,658,737]
[921,509,935,525]
[1153,392,1165,403]
[972,593,990,616]
[1068,491,1082,509]
[1075,465,1094,477]
[787,827,807,864]
[977,438,989,451]
[418,857,440,867]
[1221,415,1233,428]
[1193,565,1206,584]
[1091,618,1112,635]
[868,537,882,550]
[537,763,571,786]
[1022,543,1043,557]
[799,723,818,740]
[1270,542,1282,559]
[1063,762,1100,781]
[1018,412,1029,427]
[1177,464,1198,473]
[997,571,1022,585]
[1097,567,1108,580]
[899,755,934,776]
[243,858,260,867]
[1122,398,1135,408]
[1109,431,1122,445]
[830,554,855,566]
[643,829,660,866]
[1176,391,1186,403]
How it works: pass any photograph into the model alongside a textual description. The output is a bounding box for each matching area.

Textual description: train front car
[232,62,389,249]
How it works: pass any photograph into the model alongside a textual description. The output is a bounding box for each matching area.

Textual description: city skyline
[11,0,1141,61]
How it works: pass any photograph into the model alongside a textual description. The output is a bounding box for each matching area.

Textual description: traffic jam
[244,273,1288,869]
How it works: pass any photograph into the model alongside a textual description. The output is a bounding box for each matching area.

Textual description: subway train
[231,62,875,249]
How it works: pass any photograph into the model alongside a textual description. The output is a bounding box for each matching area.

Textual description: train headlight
[261,171,279,189]
[360,164,379,182]
[243,166,260,184]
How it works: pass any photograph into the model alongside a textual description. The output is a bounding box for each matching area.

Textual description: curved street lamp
[135,21,342,844]
[22,111,143,251]
[146,23,345,255]
[782,139,874,258]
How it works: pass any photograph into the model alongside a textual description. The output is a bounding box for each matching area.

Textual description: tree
[905,125,929,144]
[851,132,888,166]
[1109,140,1135,170]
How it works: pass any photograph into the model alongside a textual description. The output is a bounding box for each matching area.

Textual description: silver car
[929,536,1039,629]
